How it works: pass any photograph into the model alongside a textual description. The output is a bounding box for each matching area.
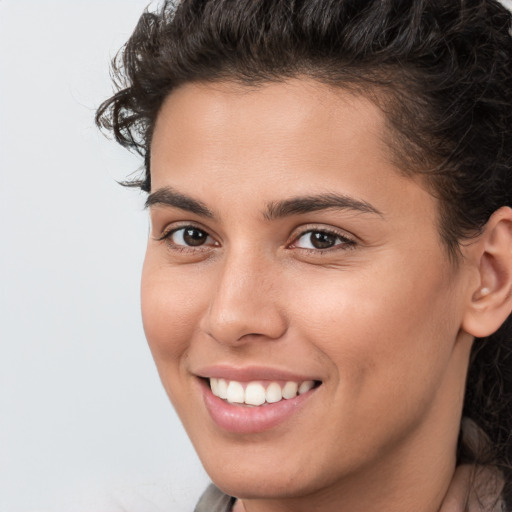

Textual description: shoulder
[194,483,236,512]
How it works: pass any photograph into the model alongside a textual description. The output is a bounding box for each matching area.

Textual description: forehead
[152,79,392,179]
[150,79,434,224]
[153,79,387,149]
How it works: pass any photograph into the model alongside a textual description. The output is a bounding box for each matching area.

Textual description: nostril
[201,307,288,346]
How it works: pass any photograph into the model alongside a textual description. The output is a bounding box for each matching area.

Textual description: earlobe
[462,207,512,339]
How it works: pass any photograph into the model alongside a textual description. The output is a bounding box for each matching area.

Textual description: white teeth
[226,381,245,403]
[209,378,317,406]
[245,382,266,406]
[282,381,299,399]
[217,378,228,399]
[210,377,219,396]
[265,382,282,403]
[298,380,315,395]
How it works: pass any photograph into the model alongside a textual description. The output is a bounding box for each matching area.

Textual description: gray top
[194,484,236,512]
[194,472,509,512]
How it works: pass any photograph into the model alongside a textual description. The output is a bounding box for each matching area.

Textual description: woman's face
[142,80,475,502]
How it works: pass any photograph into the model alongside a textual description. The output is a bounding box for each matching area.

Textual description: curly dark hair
[97,0,512,507]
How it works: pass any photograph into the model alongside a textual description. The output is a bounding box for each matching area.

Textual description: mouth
[197,370,322,434]
[208,377,320,406]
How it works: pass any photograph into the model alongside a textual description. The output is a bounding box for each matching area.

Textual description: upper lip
[194,364,321,383]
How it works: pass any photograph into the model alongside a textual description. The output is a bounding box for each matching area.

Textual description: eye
[292,229,355,251]
[160,226,217,248]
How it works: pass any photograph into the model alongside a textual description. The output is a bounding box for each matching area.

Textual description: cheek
[140,256,206,368]
[286,261,462,457]
[290,254,460,392]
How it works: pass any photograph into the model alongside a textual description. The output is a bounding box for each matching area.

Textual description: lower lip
[201,380,318,434]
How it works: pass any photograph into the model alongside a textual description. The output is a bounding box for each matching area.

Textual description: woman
[97,0,512,510]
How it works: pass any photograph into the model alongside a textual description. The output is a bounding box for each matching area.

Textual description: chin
[206,463,321,501]
[192,433,354,502]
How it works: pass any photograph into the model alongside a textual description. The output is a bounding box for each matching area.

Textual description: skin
[141,79,492,512]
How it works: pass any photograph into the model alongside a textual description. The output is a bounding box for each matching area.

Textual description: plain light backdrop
[2,1,512,512]
[0,1,208,511]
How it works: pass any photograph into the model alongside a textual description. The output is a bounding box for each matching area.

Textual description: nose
[200,250,288,345]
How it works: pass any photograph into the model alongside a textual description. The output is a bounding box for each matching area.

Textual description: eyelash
[157,224,356,254]
[158,224,218,253]
[289,228,356,253]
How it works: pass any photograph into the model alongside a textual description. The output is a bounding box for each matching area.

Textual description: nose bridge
[201,244,286,344]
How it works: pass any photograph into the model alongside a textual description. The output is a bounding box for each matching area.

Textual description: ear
[462,207,512,338]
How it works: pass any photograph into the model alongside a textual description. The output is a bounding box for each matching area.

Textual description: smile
[209,378,316,406]
[197,367,322,433]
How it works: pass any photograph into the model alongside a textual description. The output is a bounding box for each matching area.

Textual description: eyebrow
[264,193,382,220]
[145,186,214,218]
[145,187,382,220]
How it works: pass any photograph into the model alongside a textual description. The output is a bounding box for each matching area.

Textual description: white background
[0,1,208,511]
[1,1,512,512]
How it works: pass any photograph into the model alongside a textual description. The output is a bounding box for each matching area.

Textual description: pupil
[311,232,335,249]
[183,228,206,246]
